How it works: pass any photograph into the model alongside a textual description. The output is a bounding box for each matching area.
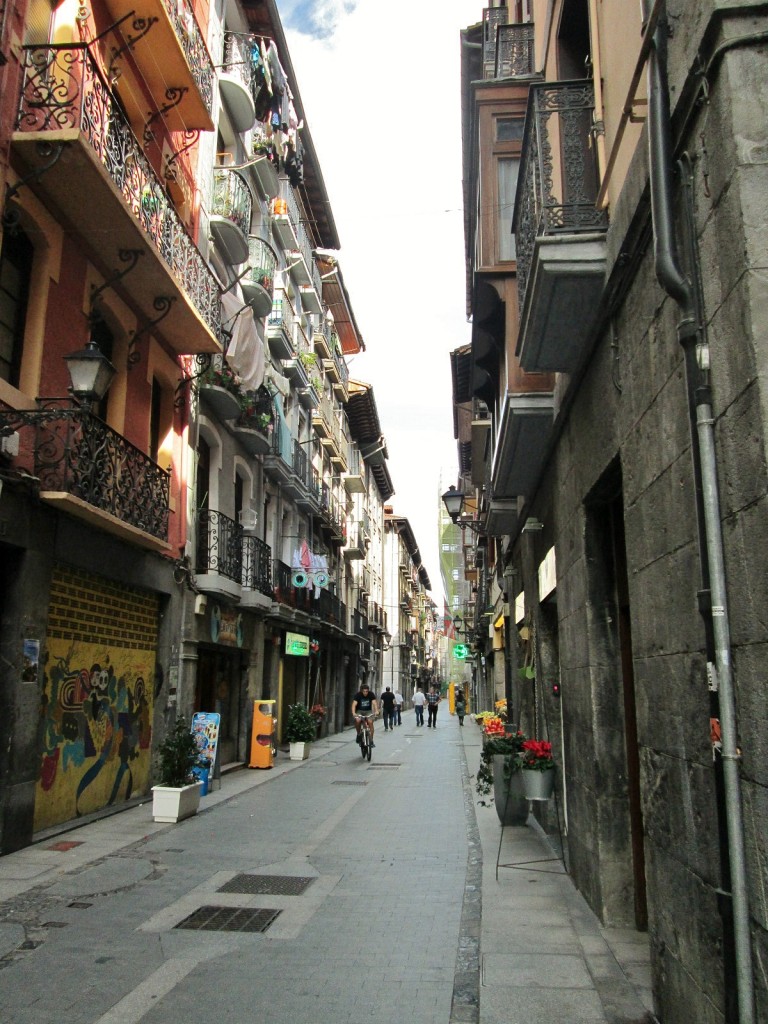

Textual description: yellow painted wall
[35,566,158,831]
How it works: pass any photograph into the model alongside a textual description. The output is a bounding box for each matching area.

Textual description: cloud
[281,0,359,40]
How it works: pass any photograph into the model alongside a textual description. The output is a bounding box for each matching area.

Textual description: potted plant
[517,739,556,801]
[151,717,206,823]
[197,360,243,419]
[285,703,316,760]
[475,727,529,825]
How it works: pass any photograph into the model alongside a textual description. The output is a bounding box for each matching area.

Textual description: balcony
[210,169,252,265]
[195,509,242,601]
[12,45,221,354]
[490,389,554,501]
[104,0,214,131]
[271,560,345,628]
[242,236,278,318]
[514,81,608,374]
[495,23,535,78]
[482,4,508,79]
[219,32,257,134]
[241,534,273,608]
[29,404,170,550]
[343,447,365,494]
[271,189,300,252]
[266,294,296,359]
[263,419,293,485]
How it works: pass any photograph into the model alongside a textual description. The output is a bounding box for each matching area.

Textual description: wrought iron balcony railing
[514,80,608,313]
[223,31,258,106]
[246,236,277,296]
[482,4,508,78]
[163,0,214,116]
[212,168,253,245]
[196,509,242,582]
[15,44,221,341]
[292,439,308,482]
[242,534,273,596]
[496,23,535,77]
[33,403,170,541]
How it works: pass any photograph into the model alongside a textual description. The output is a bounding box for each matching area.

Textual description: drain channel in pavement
[217,875,314,896]
[174,906,281,933]
[332,780,368,786]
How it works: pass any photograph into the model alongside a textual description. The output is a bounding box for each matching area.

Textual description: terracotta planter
[492,756,528,825]
[522,768,555,801]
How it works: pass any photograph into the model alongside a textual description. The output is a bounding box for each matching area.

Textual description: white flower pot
[151,781,202,823]
[522,768,556,801]
[289,741,310,761]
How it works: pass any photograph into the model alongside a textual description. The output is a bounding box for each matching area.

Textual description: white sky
[281,0,480,608]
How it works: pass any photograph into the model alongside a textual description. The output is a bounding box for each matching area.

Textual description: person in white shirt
[394,690,404,726]
[412,686,426,727]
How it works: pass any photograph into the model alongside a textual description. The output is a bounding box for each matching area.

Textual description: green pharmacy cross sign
[453,643,469,660]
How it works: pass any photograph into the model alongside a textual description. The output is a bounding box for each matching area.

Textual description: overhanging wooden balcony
[12,45,222,354]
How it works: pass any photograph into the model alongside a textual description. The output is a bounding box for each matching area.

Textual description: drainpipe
[643,5,755,1022]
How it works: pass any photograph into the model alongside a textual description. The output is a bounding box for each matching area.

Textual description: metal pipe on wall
[643,4,754,1021]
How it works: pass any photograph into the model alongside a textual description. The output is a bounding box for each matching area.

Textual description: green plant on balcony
[255,267,273,290]
[310,374,323,393]
[300,352,317,369]
[198,361,242,396]
[238,385,274,432]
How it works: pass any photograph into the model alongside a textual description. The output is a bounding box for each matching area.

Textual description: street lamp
[0,340,116,436]
[442,484,484,534]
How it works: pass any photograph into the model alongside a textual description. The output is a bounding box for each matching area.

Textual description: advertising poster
[191,712,221,790]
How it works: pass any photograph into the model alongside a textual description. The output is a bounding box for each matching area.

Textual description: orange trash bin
[249,700,277,768]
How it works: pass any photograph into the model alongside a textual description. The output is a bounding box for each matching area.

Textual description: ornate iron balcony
[482,4,508,78]
[15,44,221,342]
[496,24,535,78]
[242,534,273,596]
[514,80,608,313]
[223,31,258,105]
[33,404,170,541]
[163,0,214,115]
[196,509,242,582]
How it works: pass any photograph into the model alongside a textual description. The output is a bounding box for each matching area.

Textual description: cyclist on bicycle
[351,683,378,746]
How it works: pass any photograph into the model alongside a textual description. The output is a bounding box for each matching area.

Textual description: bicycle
[357,714,374,761]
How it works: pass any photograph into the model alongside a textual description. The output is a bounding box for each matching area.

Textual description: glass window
[497,157,520,262]
[0,227,33,387]
[496,118,524,143]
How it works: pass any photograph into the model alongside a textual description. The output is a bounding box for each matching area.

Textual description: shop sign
[285,631,310,657]
[211,604,244,647]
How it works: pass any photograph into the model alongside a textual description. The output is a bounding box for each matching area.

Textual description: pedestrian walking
[425,685,441,728]
[413,685,426,726]
[394,689,404,725]
[380,686,397,730]
[454,689,466,726]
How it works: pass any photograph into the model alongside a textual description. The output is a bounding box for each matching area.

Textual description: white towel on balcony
[221,289,266,391]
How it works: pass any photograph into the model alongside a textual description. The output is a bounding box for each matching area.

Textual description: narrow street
[0,718,652,1024]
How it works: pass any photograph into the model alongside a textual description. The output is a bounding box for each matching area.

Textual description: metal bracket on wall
[143,87,190,147]
[108,15,158,83]
[126,295,176,369]
[88,249,144,326]
[2,142,64,228]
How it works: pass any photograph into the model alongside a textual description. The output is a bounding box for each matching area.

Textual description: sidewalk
[0,719,656,1024]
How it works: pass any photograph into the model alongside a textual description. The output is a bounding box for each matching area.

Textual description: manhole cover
[218,875,314,896]
[174,906,281,933]
[332,780,368,786]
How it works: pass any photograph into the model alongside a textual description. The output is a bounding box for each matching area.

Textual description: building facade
[0,0,434,851]
[453,2,767,1022]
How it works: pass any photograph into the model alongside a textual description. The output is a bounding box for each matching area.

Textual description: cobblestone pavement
[0,718,655,1024]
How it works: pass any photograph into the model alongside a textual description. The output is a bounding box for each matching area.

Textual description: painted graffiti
[35,639,155,831]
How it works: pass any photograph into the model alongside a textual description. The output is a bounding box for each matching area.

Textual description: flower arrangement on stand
[517,739,556,801]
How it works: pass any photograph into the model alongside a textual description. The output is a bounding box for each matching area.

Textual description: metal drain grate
[174,906,281,933]
[332,780,368,786]
[367,763,402,769]
[218,874,314,896]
